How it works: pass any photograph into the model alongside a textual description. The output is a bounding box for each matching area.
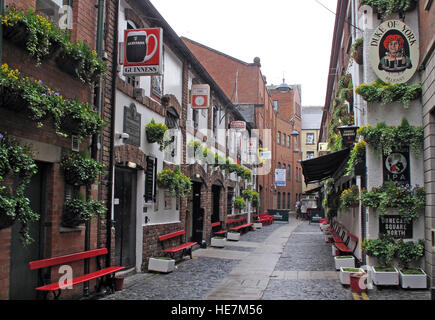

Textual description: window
[282,134,286,147]
[36,0,71,28]
[273,100,278,112]
[277,132,281,145]
[306,133,314,145]
[288,193,291,209]
[306,151,315,159]
[282,192,286,209]
[277,192,281,209]
[287,164,291,180]
[287,135,291,148]
[278,162,281,169]
[227,188,234,215]
[212,106,218,137]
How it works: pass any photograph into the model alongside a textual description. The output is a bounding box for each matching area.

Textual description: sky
[149,0,338,107]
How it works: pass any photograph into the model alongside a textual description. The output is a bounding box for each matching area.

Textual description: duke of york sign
[369,20,419,84]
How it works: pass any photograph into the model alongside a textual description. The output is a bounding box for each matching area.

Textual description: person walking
[295,201,301,219]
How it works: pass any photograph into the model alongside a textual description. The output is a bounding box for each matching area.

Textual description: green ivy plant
[359,0,417,15]
[345,141,366,176]
[251,191,260,208]
[242,189,254,201]
[146,119,168,151]
[356,79,422,108]
[0,133,39,245]
[360,181,425,222]
[357,118,424,156]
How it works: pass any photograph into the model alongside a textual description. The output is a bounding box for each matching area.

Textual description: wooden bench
[255,213,273,226]
[158,230,197,260]
[29,248,125,300]
[211,221,227,236]
[228,216,253,234]
[333,230,358,256]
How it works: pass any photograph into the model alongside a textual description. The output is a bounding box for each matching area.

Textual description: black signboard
[379,215,412,239]
[123,103,141,147]
[383,147,410,186]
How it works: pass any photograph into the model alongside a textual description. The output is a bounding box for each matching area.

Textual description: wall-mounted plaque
[383,147,410,186]
[379,215,412,239]
[123,103,141,147]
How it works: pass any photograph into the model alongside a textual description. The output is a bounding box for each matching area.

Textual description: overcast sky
[149,0,338,107]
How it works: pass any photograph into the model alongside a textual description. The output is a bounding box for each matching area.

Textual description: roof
[302,106,323,130]
[301,148,351,184]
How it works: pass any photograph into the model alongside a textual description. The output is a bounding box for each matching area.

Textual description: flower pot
[211,237,226,248]
[371,266,399,286]
[399,269,427,289]
[148,257,175,273]
[114,276,124,291]
[227,232,240,241]
[339,267,364,285]
[350,272,368,293]
[334,256,355,270]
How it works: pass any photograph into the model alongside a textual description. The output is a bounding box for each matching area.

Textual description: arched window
[277,192,281,209]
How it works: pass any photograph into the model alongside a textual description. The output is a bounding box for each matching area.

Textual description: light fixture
[116,132,129,140]
[290,130,299,136]
[127,162,137,169]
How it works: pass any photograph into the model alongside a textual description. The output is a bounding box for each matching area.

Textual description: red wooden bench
[228,216,253,234]
[29,248,124,299]
[334,231,358,255]
[158,230,197,260]
[211,221,227,236]
[258,213,274,225]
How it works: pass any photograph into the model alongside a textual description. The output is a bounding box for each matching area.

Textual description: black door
[211,185,220,223]
[114,167,137,269]
[9,162,46,300]
[192,182,203,243]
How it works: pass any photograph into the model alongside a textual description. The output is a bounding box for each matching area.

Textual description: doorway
[114,167,137,269]
[191,182,203,243]
[9,162,47,300]
[211,185,220,223]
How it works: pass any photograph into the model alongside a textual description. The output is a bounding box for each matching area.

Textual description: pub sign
[123,28,163,76]
[383,147,410,186]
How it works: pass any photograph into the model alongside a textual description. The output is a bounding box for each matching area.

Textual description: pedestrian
[301,203,307,220]
[295,201,301,219]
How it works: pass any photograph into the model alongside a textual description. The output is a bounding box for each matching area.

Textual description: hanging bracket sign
[369,20,419,84]
[123,28,163,76]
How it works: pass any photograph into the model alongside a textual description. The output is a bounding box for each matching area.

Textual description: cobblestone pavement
[100,218,431,301]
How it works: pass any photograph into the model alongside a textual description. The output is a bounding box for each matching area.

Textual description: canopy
[301,148,351,185]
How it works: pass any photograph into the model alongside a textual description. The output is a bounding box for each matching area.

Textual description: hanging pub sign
[123,28,163,76]
[338,125,359,147]
[191,84,210,109]
[383,147,410,186]
[369,20,419,84]
[379,215,412,239]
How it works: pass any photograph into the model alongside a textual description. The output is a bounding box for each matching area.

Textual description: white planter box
[332,245,339,257]
[253,223,262,230]
[339,267,365,285]
[227,232,240,241]
[371,266,399,286]
[148,257,175,273]
[325,234,333,243]
[211,237,226,248]
[399,269,427,289]
[334,256,355,270]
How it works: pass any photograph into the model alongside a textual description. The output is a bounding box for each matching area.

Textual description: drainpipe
[84,0,105,297]
[0,0,4,65]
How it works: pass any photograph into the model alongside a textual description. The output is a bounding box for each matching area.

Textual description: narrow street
[101,216,431,301]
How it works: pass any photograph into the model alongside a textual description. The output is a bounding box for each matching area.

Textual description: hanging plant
[345,141,366,176]
[187,140,203,159]
[360,181,425,222]
[213,153,226,168]
[242,189,254,201]
[0,133,39,245]
[242,168,252,182]
[356,79,422,108]
[157,167,192,198]
[340,185,360,209]
[233,196,246,210]
[357,118,423,156]
[60,151,105,187]
[62,196,106,228]
[351,38,364,65]
[251,191,260,208]
[146,119,168,150]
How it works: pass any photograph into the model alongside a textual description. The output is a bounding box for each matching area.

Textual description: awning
[301,148,351,185]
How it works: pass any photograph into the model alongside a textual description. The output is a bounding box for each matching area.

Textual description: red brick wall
[419,1,435,61]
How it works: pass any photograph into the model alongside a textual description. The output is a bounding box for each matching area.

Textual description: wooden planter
[148,257,175,273]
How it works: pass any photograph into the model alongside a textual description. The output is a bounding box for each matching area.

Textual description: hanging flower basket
[351,39,363,65]
[62,198,106,228]
[0,210,16,230]
[2,22,29,49]
[146,119,168,144]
